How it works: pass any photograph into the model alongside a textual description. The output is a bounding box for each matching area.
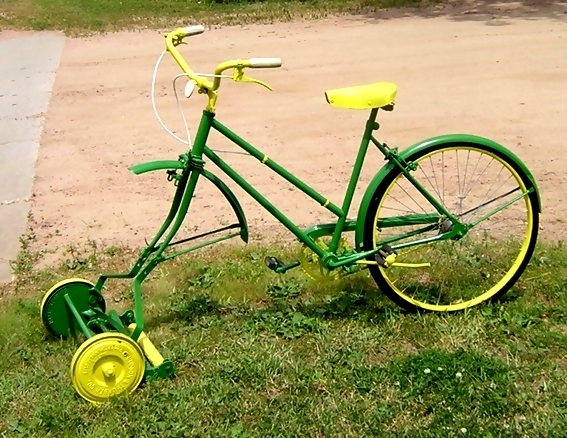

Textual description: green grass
[2,237,567,437]
[0,0,438,35]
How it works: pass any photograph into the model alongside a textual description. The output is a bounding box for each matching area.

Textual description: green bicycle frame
[192,107,456,259]
[105,107,461,342]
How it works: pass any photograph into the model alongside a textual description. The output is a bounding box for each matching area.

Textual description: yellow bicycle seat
[325,82,397,110]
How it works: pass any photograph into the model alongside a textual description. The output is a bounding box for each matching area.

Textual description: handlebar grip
[248,58,282,68]
[180,25,205,37]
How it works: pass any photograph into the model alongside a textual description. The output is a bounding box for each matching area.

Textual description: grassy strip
[1,239,567,436]
[0,0,437,36]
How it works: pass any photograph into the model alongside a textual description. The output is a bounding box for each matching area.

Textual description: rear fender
[354,134,542,250]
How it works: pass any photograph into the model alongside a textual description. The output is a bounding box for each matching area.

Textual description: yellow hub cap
[70,332,145,405]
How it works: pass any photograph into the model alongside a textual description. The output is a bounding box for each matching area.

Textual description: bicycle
[39,25,541,404]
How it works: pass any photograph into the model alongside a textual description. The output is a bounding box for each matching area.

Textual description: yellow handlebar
[164,25,282,112]
[165,27,213,91]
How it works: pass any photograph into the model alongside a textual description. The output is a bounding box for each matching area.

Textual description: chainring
[299,236,351,282]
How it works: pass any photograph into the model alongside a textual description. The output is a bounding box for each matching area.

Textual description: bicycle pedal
[375,245,397,268]
[264,256,284,271]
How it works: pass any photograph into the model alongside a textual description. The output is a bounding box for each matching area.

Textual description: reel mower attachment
[40,278,174,404]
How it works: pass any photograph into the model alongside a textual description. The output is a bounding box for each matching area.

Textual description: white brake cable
[151,50,250,156]
[151,51,189,145]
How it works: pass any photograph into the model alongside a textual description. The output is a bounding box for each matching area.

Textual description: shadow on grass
[145,275,415,338]
[143,264,528,341]
[349,0,567,25]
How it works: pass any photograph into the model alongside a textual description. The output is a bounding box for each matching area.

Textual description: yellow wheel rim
[70,332,145,405]
[372,146,535,312]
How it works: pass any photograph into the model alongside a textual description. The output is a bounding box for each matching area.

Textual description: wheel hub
[70,332,146,405]
[438,217,454,234]
[102,363,116,378]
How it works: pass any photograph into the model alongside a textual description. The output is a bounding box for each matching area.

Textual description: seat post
[328,108,379,253]
[366,107,379,129]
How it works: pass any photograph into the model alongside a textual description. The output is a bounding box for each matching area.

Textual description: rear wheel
[363,143,539,312]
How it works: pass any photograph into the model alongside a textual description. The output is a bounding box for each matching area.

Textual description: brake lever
[173,40,187,48]
[232,67,273,91]
[165,33,187,48]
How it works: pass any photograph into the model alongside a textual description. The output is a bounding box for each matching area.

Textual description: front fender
[354,134,542,250]
[201,169,249,243]
[129,160,185,175]
[128,160,248,243]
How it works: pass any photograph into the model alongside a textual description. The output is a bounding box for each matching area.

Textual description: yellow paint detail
[165,32,254,113]
[384,254,397,266]
[205,91,219,113]
[372,146,535,312]
[323,199,330,208]
[299,237,350,282]
[70,332,145,405]
[356,260,431,268]
[128,324,165,367]
[391,262,431,268]
[166,29,217,112]
[325,82,397,110]
[262,155,269,164]
[233,66,273,91]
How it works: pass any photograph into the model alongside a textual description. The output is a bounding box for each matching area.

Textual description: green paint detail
[377,213,441,228]
[41,281,105,338]
[327,247,381,269]
[469,186,534,229]
[128,159,248,244]
[206,109,379,261]
[105,309,131,336]
[51,285,176,381]
[144,360,176,382]
[301,221,371,274]
[303,221,357,241]
[354,134,542,250]
[210,117,344,219]
[83,307,113,333]
[63,294,95,338]
[159,231,242,262]
[204,143,327,259]
[201,169,248,243]
[128,160,185,175]
[274,261,302,274]
[328,109,377,252]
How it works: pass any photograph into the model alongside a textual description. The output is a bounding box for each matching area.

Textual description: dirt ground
[29,1,567,260]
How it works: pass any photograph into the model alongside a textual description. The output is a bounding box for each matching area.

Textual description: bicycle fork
[96,119,230,342]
